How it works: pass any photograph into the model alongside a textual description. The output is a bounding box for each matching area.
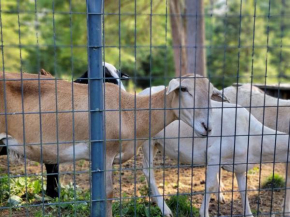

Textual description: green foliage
[47,183,90,217]
[1,0,288,88]
[166,195,199,217]
[112,197,162,217]
[0,0,174,88]
[248,167,260,175]
[206,0,290,88]
[121,47,175,89]
[113,187,162,217]
[35,211,53,217]
[0,174,200,216]
[262,174,285,191]
[0,175,43,205]
[251,209,258,215]
[0,175,9,203]
[112,193,199,217]
[0,176,90,216]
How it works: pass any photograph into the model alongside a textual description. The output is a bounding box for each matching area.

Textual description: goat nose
[202,122,212,133]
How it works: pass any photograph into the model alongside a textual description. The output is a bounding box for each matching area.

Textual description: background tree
[169,0,206,77]
[186,0,206,76]
[0,0,288,89]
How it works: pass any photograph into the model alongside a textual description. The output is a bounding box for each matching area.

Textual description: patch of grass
[1,175,199,216]
[47,183,90,217]
[0,175,9,203]
[166,195,199,217]
[35,210,54,217]
[262,174,285,191]
[78,160,86,167]
[0,176,90,216]
[139,185,150,196]
[33,162,40,166]
[113,197,162,217]
[0,175,43,205]
[113,189,162,217]
[112,193,199,217]
[251,209,258,215]
[248,167,259,175]
[139,176,146,183]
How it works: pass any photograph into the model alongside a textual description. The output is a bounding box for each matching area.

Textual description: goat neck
[120,89,176,143]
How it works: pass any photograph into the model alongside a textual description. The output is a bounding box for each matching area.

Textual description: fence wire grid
[0,0,290,217]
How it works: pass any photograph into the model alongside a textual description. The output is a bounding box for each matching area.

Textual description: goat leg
[284,163,290,216]
[106,153,116,217]
[0,134,60,198]
[142,140,173,217]
[0,135,8,155]
[45,164,59,198]
[0,146,7,155]
[200,163,219,217]
[235,172,253,217]
[215,171,225,204]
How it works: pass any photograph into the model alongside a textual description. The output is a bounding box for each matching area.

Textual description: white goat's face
[167,75,213,137]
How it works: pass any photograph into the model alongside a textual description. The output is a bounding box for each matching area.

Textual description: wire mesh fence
[0,0,290,216]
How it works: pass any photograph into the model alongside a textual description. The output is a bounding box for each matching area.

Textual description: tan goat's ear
[166,79,180,95]
[211,88,230,102]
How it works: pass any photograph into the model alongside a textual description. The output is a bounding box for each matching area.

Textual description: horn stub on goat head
[211,88,230,102]
[40,69,52,76]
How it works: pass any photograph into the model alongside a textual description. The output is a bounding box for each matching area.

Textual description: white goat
[139,86,225,217]
[223,85,290,134]
[224,84,290,214]
[200,101,290,217]
[142,99,290,217]
[0,72,215,216]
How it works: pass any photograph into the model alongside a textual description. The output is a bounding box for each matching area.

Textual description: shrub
[0,175,9,203]
[112,197,162,217]
[166,195,199,217]
[49,183,90,216]
[262,174,285,191]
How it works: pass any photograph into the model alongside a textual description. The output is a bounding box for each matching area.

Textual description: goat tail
[7,149,24,164]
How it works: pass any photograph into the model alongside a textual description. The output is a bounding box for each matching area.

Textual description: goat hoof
[215,194,225,204]
[163,210,173,217]
[218,194,225,204]
[220,197,225,204]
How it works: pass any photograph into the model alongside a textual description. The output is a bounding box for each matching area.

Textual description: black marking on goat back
[74,71,89,84]
[74,69,119,85]
[104,67,118,85]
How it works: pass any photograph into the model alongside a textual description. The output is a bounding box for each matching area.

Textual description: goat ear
[211,88,230,102]
[166,79,180,95]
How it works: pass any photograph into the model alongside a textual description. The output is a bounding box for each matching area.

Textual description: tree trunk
[186,0,206,76]
[170,0,187,77]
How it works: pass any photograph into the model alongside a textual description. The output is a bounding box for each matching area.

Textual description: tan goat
[0,72,215,216]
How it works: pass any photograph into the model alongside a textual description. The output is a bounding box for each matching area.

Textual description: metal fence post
[87,0,106,216]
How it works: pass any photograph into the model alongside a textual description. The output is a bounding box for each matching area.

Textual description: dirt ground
[0,150,288,217]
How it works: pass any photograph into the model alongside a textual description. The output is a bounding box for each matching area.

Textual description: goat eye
[180,87,188,92]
